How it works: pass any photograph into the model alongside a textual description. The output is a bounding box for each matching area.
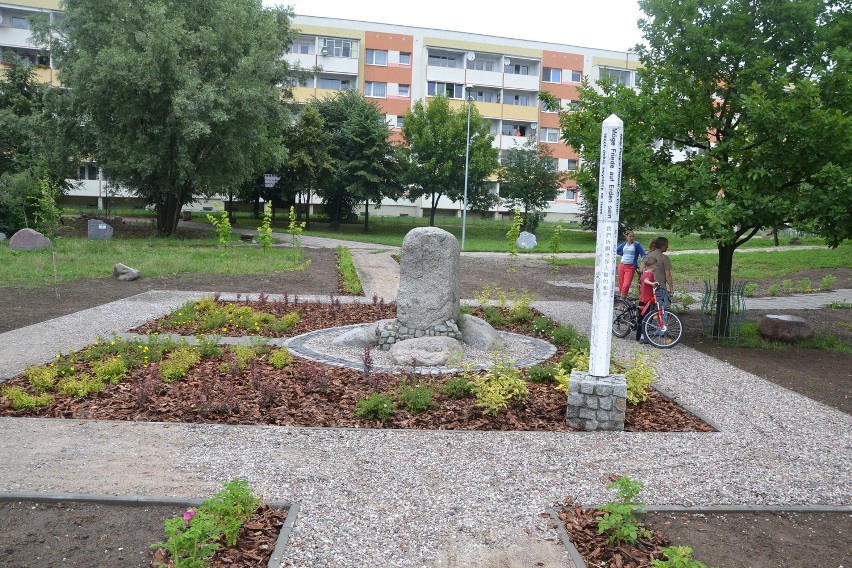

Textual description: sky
[264,0,646,53]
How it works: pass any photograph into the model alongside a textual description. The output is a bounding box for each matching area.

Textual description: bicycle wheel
[643,309,683,348]
[612,297,634,338]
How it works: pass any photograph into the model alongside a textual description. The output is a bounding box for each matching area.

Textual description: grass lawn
[0,237,308,289]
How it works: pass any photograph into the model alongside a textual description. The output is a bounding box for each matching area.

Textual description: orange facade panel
[372,98,411,116]
[363,65,412,85]
[542,50,584,72]
[548,144,579,160]
[364,32,414,52]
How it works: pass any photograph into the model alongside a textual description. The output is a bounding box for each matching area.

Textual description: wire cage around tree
[700,280,748,340]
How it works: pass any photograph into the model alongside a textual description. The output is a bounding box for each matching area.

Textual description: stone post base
[565,371,626,431]
[375,319,463,351]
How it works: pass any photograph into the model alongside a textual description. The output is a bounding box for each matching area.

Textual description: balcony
[503,72,539,91]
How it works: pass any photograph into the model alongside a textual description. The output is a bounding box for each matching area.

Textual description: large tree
[36,0,301,235]
[498,136,569,232]
[402,96,499,226]
[558,0,851,337]
[312,90,403,231]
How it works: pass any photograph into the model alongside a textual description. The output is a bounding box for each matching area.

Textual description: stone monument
[88,219,114,239]
[9,228,52,251]
[566,114,627,431]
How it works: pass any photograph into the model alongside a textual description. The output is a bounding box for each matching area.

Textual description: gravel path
[1,297,850,567]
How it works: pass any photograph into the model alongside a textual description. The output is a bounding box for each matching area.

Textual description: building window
[541,128,560,143]
[502,124,531,137]
[564,188,577,200]
[505,63,530,75]
[427,81,463,99]
[319,77,354,90]
[398,84,410,97]
[11,17,30,30]
[570,70,582,82]
[472,90,497,103]
[428,54,460,68]
[542,98,560,113]
[507,94,532,106]
[543,67,561,83]
[565,159,578,171]
[599,67,633,87]
[399,52,411,65]
[322,38,355,58]
[366,49,388,66]
[365,82,387,98]
[396,116,404,128]
[467,59,495,71]
[290,41,310,54]
[567,100,579,111]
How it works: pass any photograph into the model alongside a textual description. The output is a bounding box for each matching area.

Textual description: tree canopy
[498,136,569,233]
[36,0,302,235]
[557,0,851,336]
[402,96,499,226]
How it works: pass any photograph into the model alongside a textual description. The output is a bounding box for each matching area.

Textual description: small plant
[336,246,363,295]
[796,278,812,293]
[782,279,794,293]
[196,336,223,357]
[230,345,258,372]
[530,316,553,335]
[91,356,129,384]
[362,344,374,383]
[482,306,507,327]
[475,285,495,307]
[256,204,274,253]
[624,350,657,404]
[471,352,528,415]
[398,383,434,414]
[596,476,651,546]
[24,365,58,392]
[820,274,837,291]
[161,347,201,383]
[268,348,293,369]
[507,290,536,323]
[57,373,105,397]
[152,479,260,568]
[206,204,232,247]
[551,324,589,350]
[559,348,590,374]
[550,221,563,274]
[743,282,759,297]
[2,386,53,409]
[768,283,779,296]
[830,300,852,309]
[651,546,710,568]
[669,289,695,314]
[287,205,306,248]
[354,393,395,422]
[506,208,522,263]
[553,367,571,395]
[441,377,473,399]
[526,364,558,384]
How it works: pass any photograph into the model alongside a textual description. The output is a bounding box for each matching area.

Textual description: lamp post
[461,84,473,250]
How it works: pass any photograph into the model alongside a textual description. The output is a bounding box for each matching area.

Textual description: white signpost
[589,115,624,377]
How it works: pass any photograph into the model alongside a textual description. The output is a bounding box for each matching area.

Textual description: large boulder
[112,263,141,282]
[395,227,460,331]
[516,231,537,250]
[389,336,462,367]
[757,315,814,342]
[87,219,114,240]
[9,228,52,251]
[331,321,389,348]
[459,314,502,351]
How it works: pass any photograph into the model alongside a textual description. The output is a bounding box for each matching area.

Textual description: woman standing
[615,231,646,297]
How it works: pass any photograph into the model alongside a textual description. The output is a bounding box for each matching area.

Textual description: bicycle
[612,285,683,348]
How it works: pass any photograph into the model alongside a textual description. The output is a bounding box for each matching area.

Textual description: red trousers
[617,263,635,296]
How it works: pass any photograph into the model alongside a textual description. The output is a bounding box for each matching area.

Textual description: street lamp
[461,83,473,250]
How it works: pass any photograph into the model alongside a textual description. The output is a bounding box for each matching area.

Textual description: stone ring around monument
[287,323,557,376]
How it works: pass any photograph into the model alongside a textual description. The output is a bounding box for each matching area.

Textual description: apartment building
[2,2,640,218]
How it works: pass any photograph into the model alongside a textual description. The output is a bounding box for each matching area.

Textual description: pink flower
[183,508,196,523]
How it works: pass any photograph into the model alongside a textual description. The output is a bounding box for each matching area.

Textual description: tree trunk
[364,201,370,233]
[773,225,780,246]
[429,194,437,227]
[712,243,736,338]
[227,191,234,223]
[155,190,182,237]
[305,190,311,229]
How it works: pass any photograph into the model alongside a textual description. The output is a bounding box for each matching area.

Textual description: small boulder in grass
[757,314,814,342]
[112,263,141,282]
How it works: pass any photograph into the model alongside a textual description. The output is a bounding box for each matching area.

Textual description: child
[636,255,658,342]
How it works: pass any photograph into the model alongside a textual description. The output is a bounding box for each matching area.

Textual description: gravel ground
[1,298,850,567]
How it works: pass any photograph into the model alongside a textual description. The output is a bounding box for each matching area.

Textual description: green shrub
[624,351,657,404]
[559,349,590,374]
[597,476,651,546]
[268,348,292,369]
[354,393,395,422]
[398,383,435,414]
[57,373,105,397]
[550,324,589,350]
[196,336,223,357]
[531,316,553,335]
[459,305,474,315]
[553,367,571,395]
[820,274,837,291]
[651,546,710,568]
[796,278,812,293]
[768,284,779,296]
[507,290,536,322]
[441,377,473,399]
[92,356,129,384]
[527,364,558,384]
[337,246,363,295]
[2,386,53,409]
[782,279,794,293]
[471,355,528,415]
[230,345,258,372]
[24,365,58,392]
[161,347,201,383]
[743,282,758,297]
[482,306,507,326]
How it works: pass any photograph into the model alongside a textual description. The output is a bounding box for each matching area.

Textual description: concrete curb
[0,491,299,568]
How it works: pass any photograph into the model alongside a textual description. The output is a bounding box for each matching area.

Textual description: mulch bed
[554,496,671,568]
[151,503,287,568]
[0,300,712,433]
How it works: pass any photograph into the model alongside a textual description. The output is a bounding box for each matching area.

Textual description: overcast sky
[265,0,647,53]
